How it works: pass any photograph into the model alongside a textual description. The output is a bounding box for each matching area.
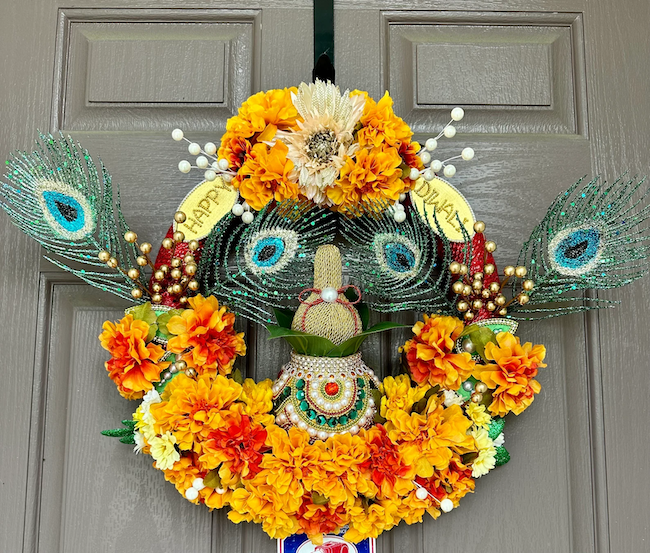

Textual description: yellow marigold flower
[355,92,413,149]
[150,431,180,470]
[412,455,475,516]
[167,295,246,378]
[380,374,429,418]
[344,499,400,542]
[473,332,547,417]
[238,141,300,210]
[466,402,492,429]
[326,146,407,211]
[470,427,496,478]
[400,314,475,390]
[150,373,243,451]
[228,487,300,539]
[240,378,275,427]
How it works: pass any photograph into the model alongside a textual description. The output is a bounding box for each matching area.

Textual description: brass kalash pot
[272,245,379,440]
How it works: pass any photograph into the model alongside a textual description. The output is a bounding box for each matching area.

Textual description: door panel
[1,2,649,553]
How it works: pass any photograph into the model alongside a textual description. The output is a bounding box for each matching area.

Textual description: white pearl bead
[211,161,220,169]
[204,170,216,182]
[344,381,352,389]
[188,142,201,155]
[451,107,465,121]
[425,138,438,151]
[409,167,420,181]
[298,421,308,430]
[241,211,254,224]
[276,413,287,424]
[394,211,407,223]
[431,160,443,172]
[399,193,407,201]
[423,169,434,181]
[368,398,374,407]
[415,487,429,500]
[327,432,335,438]
[443,164,456,178]
[185,487,199,500]
[231,204,244,216]
[349,425,359,434]
[242,201,250,210]
[394,202,404,212]
[222,173,233,183]
[192,478,205,491]
[178,160,191,173]
[443,125,457,138]
[290,413,300,424]
[440,498,454,513]
[204,142,217,155]
[196,156,209,169]
[286,404,295,414]
[318,431,329,440]
[218,158,230,171]
[419,151,431,165]
[171,129,184,141]
[461,147,475,161]
[320,287,338,303]
[308,427,317,436]
[216,488,225,495]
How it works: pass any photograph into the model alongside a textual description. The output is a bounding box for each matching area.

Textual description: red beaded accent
[324,382,339,396]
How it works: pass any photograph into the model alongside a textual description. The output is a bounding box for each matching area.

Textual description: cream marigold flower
[470,427,496,478]
[274,80,365,205]
[466,403,492,429]
[150,431,181,470]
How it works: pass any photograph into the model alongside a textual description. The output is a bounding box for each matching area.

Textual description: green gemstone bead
[339,415,348,425]
[317,415,327,426]
[358,389,366,400]
[328,417,338,427]
[308,410,317,420]
[296,390,305,400]
[296,379,305,390]
[283,387,291,397]
[300,401,309,412]
[357,377,365,388]
[355,400,363,411]
[349,410,358,419]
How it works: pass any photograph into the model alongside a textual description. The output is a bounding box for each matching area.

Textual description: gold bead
[486,301,497,312]
[188,280,200,291]
[127,268,140,280]
[459,264,468,275]
[139,242,152,254]
[474,272,484,280]
[166,286,175,295]
[98,250,111,262]
[188,240,200,251]
[495,294,506,306]
[464,311,475,321]
[489,282,500,294]
[472,280,482,291]
[457,301,469,312]
[452,281,464,294]
[171,283,183,295]
[172,231,185,243]
[523,279,535,291]
[183,254,195,264]
[185,263,197,276]
[518,293,530,305]
[170,257,182,268]
[151,293,162,303]
[475,382,488,394]
[154,270,165,281]
[152,282,162,292]
[162,238,174,250]
[484,264,495,275]
[131,288,143,299]
[170,268,182,280]
[504,266,515,277]
[107,257,119,268]
[124,231,137,243]
[473,221,486,233]
[485,241,497,253]
[174,211,187,223]
[515,266,527,278]
[449,262,461,274]
[462,285,472,296]
[176,360,187,371]
[481,289,491,299]
[159,265,169,273]
[179,296,188,305]
[470,392,482,403]
[136,255,148,266]
[472,299,484,310]
[498,307,508,316]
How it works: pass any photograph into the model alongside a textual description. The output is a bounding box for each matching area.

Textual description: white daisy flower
[443,389,464,407]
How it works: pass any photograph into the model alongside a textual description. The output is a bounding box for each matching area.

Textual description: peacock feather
[510,175,650,318]
[0,133,147,301]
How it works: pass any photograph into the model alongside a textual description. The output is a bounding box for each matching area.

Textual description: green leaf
[119,435,136,444]
[128,302,157,325]
[311,492,329,505]
[101,428,132,438]
[462,451,478,464]
[325,322,408,357]
[371,389,386,423]
[465,326,498,361]
[232,368,244,385]
[273,307,295,329]
[145,323,158,342]
[157,309,183,336]
[204,469,222,489]
[460,324,480,337]
[266,325,337,356]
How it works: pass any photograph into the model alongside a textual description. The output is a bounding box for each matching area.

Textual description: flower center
[306,130,339,163]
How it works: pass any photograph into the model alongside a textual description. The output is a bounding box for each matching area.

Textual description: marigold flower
[237,141,300,210]
[166,295,246,377]
[414,455,475,512]
[228,487,300,539]
[218,132,251,170]
[150,431,180,470]
[355,92,413,149]
[400,314,475,390]
[380,374,429,418]
[466,402,492,429]
[240,378,275,427]
[344,499,400,542]
[295,498,349,544]
[470,426,496,478]
[398,139,424,171]
[473,332,547,417]
[100,314,168,399]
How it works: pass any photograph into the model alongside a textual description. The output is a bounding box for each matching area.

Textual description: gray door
[0,2,648,552]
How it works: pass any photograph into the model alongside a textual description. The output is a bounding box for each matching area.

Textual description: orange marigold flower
[218,132,251,170]
[326,146,407,211]
[415,455,475,509]
[355,92,413,149]
[99,314,168,399]
[295,497,349,545]
[225,87,299,139]
[167,295,246,377]
[401,314,475,390]
[228,486,300,539]
[474,332,547,417]
[398,139,424,171]
[344,499,400,542]
[238,141,300,211]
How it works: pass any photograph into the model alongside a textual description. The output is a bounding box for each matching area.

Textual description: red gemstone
[324,382,340,396]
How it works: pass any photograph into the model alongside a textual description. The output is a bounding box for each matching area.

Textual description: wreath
[1,80,648,545]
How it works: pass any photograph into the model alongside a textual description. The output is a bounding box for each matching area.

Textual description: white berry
[218,158,230,171]
[451,107,465,121]
[462,147,475,161]
[204,170,216,182]
[444,125,457,138]
[409,167,420,181]
[171,129,184,141]
[415,487,429,500]
[192,478,205,491]
[204,142,217,155]
[196,156,209,169]
[394,211,407,223]
[425,138,438,151]
[188,142,201,155]
[443,164,457,178]
[399,193,407,201]
[178,160,191,173]
[232,203,244,216]
[185,487,199,500]
[222,173,233,183]
[423,169,434,181]
[440,498,454,512]
[419,151,431,165]
[241,211,254,224]
[431,160,443,172]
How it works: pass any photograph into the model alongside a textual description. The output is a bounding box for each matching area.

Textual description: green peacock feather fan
[509,175,650,318]
[0,133,147,301]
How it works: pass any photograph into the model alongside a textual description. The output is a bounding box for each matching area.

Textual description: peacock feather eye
[245,228,299,275]
[37,180,95,240]
[373,233,421,279]
[549,226,602,275]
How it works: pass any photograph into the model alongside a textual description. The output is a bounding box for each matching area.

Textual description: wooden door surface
[1,2,648,553]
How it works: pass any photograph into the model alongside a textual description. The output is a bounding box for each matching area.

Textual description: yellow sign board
[173,177,238,241]
[409,176,475,242]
